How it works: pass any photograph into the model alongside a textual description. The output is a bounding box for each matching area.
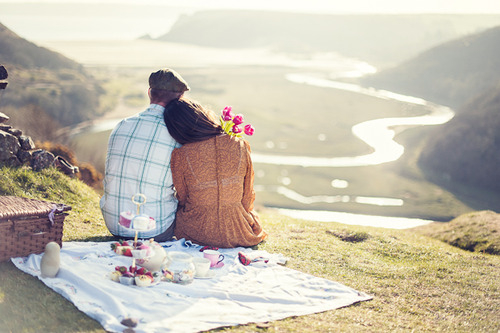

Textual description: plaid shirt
[100,104,181,238]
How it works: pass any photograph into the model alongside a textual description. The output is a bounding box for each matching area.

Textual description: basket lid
[0,196,71,219]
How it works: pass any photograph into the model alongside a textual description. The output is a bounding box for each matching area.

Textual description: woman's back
[171,135,266,247]
[174,135,245,205]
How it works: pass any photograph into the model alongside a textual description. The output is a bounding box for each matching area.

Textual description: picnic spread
[6,195,372,332]
[12,239,373,333]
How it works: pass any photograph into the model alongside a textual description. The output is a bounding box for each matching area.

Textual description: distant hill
[0,22,104,128]
[361,24,500,196]
[158,11,500,67]
[0,22,80,70]
[362,25,500,109]
[419,83,500,193]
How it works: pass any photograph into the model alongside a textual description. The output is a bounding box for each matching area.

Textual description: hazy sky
[1,0,500,14]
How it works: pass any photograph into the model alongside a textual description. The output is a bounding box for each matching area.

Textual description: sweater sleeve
[241,140,256,212]
[171,148,187,207]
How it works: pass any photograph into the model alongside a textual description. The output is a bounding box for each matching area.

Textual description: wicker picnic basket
[0,196,71,261]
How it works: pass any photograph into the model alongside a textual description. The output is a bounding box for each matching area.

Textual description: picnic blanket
[12,240,372,333]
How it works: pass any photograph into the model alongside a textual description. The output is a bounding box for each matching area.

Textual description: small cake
[119,211,134,228]
[131,215,150,230]
[135,274,153,287]
[110,271,122,282]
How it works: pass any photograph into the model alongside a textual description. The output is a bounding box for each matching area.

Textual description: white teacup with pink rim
[203,249,224,268]
[192,257,211,278]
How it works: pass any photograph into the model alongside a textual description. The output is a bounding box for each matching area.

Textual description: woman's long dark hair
[164,98,224,144]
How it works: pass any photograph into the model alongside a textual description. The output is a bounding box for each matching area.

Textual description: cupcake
[109,271,122,282]
[135,274,153,287]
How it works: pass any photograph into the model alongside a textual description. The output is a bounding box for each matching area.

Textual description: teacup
[192,257,211,277]
[203,250,224,267]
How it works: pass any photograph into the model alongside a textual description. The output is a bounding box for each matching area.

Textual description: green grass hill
[0,166,499,332]
[419,83,500,193]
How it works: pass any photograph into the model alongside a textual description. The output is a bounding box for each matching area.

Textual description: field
[70,64,473,222]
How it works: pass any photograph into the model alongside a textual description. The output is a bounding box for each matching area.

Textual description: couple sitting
[100,68,267,248]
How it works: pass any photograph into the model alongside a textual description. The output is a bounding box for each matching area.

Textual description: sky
[1,0,500,14]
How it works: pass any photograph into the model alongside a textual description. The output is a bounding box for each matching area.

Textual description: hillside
[362,25,500,109]
[0,166,499,332]
[358,24,500,203]
[157,11,500,67]
[419,83,500,193]
[0,22,105,129]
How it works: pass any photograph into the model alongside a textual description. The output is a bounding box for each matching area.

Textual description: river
[250,73,455,229]
[82,72,454,229]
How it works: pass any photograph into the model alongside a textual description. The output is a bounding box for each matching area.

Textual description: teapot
[136,240,168,272]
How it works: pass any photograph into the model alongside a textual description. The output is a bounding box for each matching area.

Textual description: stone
[17,149,33,164]
[7,128,22,137]
[0,112,9,124]
[5,155,21,167]
[120,318,138,328]
[19,135,35,150]
[31,149,55,171]
[0,65,7,80]
[0,130,21,160]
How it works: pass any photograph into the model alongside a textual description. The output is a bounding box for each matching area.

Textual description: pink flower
[244,124,255,136]
[232,114,244,125]
[222,106,233,121]
[232,124,242,134]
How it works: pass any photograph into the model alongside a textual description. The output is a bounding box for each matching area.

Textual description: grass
[0,167,499,332]
[415,210,500,255]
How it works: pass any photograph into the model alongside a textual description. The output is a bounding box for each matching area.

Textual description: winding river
[252,73,454,167]
[252,73,455,229]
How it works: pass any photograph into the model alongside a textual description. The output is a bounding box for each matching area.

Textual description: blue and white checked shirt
[100,104,181,238]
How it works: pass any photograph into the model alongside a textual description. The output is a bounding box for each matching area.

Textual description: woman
[164,98,267,248]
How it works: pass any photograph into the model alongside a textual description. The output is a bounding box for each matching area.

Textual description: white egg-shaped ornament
[40,241,61,278]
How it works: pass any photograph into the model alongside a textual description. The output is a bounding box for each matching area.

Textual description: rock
[121,318,138,328]
[5,155,21,167]
[17,149,34,164]
[0,65,7,80]
[19,135,35,150]
[53,155,79,176]
[7,128,22,137]
[31,149,55,171]
[0,112,8,123]
[0,130,21,160]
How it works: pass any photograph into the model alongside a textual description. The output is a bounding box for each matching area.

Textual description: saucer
[211,261,224,269]
[195,270,215,279]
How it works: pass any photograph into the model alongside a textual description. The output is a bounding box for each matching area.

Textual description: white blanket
[12,240,372,333]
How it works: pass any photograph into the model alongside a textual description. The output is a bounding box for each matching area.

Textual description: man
[100,68,189,241]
